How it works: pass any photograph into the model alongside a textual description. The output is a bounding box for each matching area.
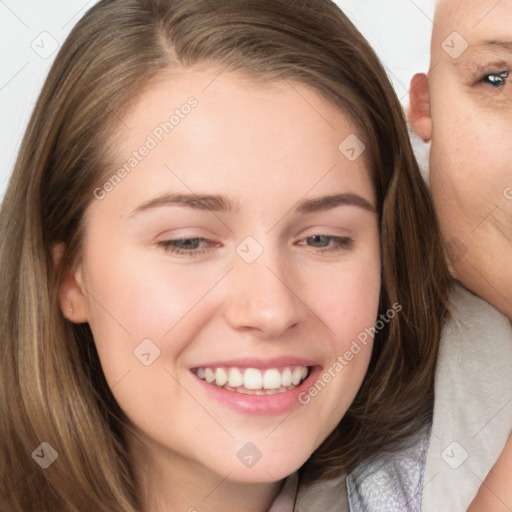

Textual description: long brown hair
[0,0,451,510]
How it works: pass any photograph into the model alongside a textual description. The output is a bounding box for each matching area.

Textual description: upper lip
[190,356,319,370]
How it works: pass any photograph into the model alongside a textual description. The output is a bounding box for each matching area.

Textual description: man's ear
[408,73,433,142]
[52,243,89,323]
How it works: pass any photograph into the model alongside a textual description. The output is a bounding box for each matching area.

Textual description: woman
[0,0,450,510]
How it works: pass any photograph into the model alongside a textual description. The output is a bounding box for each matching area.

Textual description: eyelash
[481,70,510,88]
[157,235,353,257]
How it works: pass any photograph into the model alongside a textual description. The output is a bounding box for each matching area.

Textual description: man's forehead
[432,0,512,58]
[434,0,512,34]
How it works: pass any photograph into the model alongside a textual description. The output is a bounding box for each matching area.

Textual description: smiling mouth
[192,365,311,395]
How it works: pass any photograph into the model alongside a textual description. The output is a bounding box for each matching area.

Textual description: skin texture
[409,0,512,323]
[468,432,512,511]
[58,69,380,512]
[409,1,512,510]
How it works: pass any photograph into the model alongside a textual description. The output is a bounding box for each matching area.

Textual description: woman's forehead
[106,71,367,175]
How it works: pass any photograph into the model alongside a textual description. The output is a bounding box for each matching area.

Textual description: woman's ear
[408,73,433,143]
[52,243,89,323]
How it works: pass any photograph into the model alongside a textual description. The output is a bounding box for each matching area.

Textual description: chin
[202,451,308,484]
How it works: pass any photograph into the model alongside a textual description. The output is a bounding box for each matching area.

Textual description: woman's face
[66,69,380,484]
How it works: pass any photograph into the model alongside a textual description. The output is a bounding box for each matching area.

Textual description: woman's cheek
[90,247,213,334]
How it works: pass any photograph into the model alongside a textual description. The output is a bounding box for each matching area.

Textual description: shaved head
[430,0,512,69]
[409,0,512,321]
[431,0,463,63]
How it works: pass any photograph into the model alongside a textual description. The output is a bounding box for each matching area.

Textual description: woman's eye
[298,235,353,253]
[157,234,353,258]
[482,70,509,88]
[157,237,216,256]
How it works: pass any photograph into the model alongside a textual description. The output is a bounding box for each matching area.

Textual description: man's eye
[482,70,509,88]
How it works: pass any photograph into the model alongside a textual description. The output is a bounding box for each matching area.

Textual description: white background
[0,0,435,197]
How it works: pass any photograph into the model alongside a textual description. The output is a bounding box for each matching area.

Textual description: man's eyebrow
[454,41,512,67]
[477,40,512,51]
[129,192,376,218]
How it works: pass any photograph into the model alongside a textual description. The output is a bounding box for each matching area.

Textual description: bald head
[430,0,464,65]
[408,0,512,321]
[430,0,512,68]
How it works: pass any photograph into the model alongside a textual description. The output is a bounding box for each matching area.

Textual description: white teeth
[292,367,303,386]
[244,368,263,390]
[205,368,215,384]
[215,368,228,387]
[263,369,282,390]
[228,368,243,388]
[281,367,292,387]
[194,365,311,394]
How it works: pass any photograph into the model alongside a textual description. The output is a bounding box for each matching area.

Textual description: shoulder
[295,468,349,512]
[444,280,512,340]
[423,281,512,512]
[346,426,430,512]
[295,425,430,512]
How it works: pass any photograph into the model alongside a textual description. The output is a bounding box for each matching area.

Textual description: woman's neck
[129,434,286,512]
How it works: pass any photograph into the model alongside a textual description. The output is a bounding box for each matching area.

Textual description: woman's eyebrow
[128,192,376,218]
[128,193,238,217]
[296,193,376,213]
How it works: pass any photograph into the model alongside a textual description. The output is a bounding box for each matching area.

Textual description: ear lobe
[408,73,433,142]
[51,243,89,323]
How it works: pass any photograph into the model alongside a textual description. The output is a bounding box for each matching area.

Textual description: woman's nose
[222,246,304,339]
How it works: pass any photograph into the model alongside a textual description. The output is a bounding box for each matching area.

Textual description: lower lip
[191,366,322,416]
